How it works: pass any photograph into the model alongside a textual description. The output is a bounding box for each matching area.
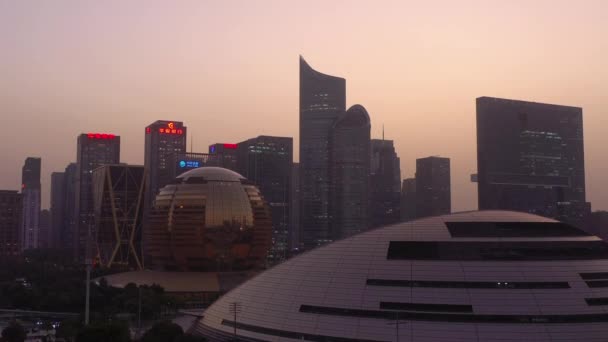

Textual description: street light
[386,312,407,342]
[228,302,242,341]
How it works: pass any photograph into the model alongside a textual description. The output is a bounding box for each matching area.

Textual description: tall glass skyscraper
[299,56,345,249]
[236,135,293,264]
[21,157,41,250]
[476,97,589,225]
[330,105,371,239]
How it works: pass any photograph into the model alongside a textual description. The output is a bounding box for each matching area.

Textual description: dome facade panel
[195,211,608,341]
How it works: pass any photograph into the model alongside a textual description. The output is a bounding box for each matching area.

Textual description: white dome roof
[194,211,608,341]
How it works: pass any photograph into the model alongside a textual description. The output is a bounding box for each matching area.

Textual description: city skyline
[2,1,608,213]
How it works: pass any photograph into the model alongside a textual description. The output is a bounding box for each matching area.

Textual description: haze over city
[1,0,607,212]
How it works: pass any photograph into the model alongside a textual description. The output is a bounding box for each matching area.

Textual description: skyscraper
[289,162,300,253]
[75,133,120,262]
[476,97,589,225]
[299,56,346,249]
[21,157,41,250]
[0,190,22,256]
[144,120,187,220]
[330,105,371,239]
[63,163,77,252]
[50,172,65,249]
[93,164,145,269]
[370,139,401,228]
[236,135,293,263]
[415,156,451,218]
[38,209,51,249]
[400,178,417,221]
[208,143,239,171]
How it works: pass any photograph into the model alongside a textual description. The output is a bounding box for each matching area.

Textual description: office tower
[0,190,22,256]
[63,163,77,252]
[236,136,293,263]
[144,120,187,219]
[416,156,451,218]
[370,139,402,228]
[38,209,50,248]
[289,162,300,253]
[93,164,145,269]
[169,152,214,179]
[208,143,239,171]
[299,56,346,249]
[476,97,589,225]
[50,172,65,249]
[330,105,371,239]
[75,133,120,262]
[401,178,417,221]
[21,157,41,250]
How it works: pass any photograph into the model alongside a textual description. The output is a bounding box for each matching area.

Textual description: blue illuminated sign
[179,160,201,168]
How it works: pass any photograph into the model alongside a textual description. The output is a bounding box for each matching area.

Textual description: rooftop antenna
[382,124,385,141]
[190,134,193,153]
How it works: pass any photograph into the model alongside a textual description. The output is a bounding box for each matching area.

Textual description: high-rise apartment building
[0,190,22,256]
[236,136,293,263]
[370,139,401,228]
[144,120,187,218]
[299,56,346,249]
[50,172,65,249]
[330,105,371,239]
[21,157,41,250]
[75,133,120,262]
[476,97,589,225]
[415,156,451,218]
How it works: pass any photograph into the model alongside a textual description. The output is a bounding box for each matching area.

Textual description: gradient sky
[1,0,607,210]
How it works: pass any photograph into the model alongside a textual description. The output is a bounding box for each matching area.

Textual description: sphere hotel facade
[145,167,272,272]
[195,211,608,341]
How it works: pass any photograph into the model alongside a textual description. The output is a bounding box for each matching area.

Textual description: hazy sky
[1,0,607,210]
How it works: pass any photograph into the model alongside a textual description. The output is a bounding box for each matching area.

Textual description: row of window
[387,241,608,261]
[367,279,570,289]
[379,302,473,313]
[445,222,588,238]
[580,272,608,280]
[221,320,387,342]
[299,305,608,323]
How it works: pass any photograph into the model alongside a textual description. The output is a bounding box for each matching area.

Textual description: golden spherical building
[144,167,272,272]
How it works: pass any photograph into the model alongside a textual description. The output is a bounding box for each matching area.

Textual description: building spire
[382,124,385,141]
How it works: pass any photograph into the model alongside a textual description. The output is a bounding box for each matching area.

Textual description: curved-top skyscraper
[330,104,371,239]
[299,56,346,250]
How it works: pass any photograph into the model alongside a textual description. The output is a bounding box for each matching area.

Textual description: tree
[140,321,184,342]
[55,319,82,342]
[1,321,26,342]
[75,321,130,342]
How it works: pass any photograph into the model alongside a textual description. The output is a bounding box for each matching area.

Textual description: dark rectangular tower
[0,190,22,256]
[415,156,451,218]
[75,133,120,262]
[476,97,588,225]
[236,135,293,263]
[208,143,239,171]
[370,139,401,228]
[50,172,65,249]
[299,56,346,249]
[21,157,41,250]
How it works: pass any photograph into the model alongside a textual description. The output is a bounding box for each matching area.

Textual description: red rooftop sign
[87,133,116,139]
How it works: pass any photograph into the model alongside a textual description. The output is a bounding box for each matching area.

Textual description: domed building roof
[145,167,272,272]
[194,211,608,341]
[176,166,246,182]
